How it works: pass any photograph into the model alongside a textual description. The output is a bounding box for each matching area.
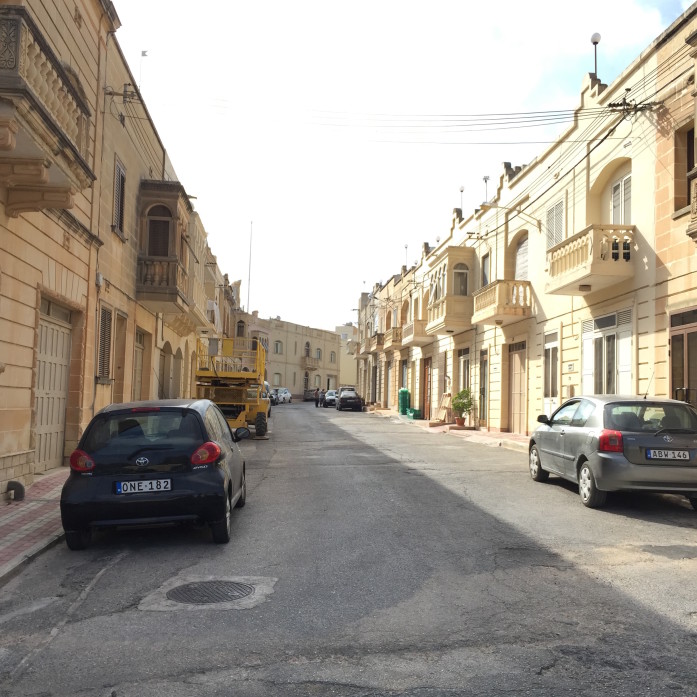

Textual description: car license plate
[116,479,172,494]
[646,449,690,460]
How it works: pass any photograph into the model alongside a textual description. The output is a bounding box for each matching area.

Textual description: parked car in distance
[336,389,364,412]
[324,390,337,407]
[276,387,292,404]
[60,399,251,550]
[528,395,697,509]
[269,388,279,406]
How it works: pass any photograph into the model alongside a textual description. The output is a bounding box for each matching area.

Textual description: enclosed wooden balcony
[426,295,473,336]
[0,7,95,216]
[472,280,533,326]
[545,224,636,295]
[402,319,430,346]
[384,326,402,350]
[136,257,190,315]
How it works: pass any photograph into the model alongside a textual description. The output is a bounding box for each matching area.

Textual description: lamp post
[591,33,601,77]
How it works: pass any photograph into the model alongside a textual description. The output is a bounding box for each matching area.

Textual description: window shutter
[515,237,528,280]
[113,161,125,233]
[98,307,112,378]
[612,182,621,224]
[623,176,631,225]
[617,329,632,394]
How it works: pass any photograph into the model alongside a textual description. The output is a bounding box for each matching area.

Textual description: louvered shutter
[98,307,112,378]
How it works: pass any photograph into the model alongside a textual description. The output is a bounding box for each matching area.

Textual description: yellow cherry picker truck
[195,337,270,437]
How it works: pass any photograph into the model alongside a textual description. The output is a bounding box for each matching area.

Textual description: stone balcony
[545,224,636,295]
[426,295,473,336]
[472,280,533,326]
[402,319,431,346]
[368,333,384,354]
[384,326,402,350]
[0,7,94,216]
[136,256,190,316]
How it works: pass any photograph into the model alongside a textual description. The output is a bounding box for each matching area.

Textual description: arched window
[274,340,283,354]
[454,263,469,296]
[236,321,245,338]
[314,374,321,388]
[316,348,322,360]
[330,351,336,363]
[147,205,172,257]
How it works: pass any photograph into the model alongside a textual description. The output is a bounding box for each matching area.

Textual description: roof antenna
[643,368,654,399]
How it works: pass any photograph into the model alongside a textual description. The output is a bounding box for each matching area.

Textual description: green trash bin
[398,388,410,415]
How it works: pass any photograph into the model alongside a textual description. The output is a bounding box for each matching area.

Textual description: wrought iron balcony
[384,326,402,350]
[545,224,636,295]
[402,319,430,346]
[472,280,533,326]
[0,7,94,216]
[425,295,473,336]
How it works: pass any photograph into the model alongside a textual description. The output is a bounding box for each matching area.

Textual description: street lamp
[479,201,543,233]
[591,33,601,77]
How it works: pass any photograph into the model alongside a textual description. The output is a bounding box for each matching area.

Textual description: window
[544,332,558,401]
[316,348,322,360]
[481,254,490,287]
[514,237,528,280]
[546,199,563,249]
[146,205,171,256]
[314,374,321,388]
[113,159,126,235]
[330,351,336,363]
[133,329,145,400]
[458,348,470,391]
[98,307,113,378]
[273,373,281,386]
[274,340,283,355]
[236,321,245,338]
[454,264,468,295]
[677,126,695,209]
[612,174,631,225]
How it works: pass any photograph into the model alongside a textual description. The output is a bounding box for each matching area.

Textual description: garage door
[35,315,72,472]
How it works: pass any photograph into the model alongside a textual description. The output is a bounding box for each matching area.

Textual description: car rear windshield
[605,402,697,432]
[342,391,358,398]
[82,410,203,453]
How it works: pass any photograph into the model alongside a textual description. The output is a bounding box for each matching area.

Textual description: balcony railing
[472,280,533,326]
[369,333,384,353]
[136,257,189,316]
[425,295,474,336]
[302,355,320,371]
[0,7,94,215]
[545,224,636,295]
[384,326,402,350]
[402,319,430,346]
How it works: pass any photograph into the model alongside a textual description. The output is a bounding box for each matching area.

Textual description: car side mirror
[537,414,550,424]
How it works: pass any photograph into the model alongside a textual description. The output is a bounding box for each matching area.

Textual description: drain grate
[166,580,255,605]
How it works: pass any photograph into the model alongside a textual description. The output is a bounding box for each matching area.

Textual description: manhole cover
[166,580,255,605]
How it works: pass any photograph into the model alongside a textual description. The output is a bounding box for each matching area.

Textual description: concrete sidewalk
[369,407,529,454]
[0,413,528,587]
[0,466,69,586]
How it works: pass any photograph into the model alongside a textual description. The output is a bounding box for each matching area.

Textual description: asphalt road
[2,402,697,696]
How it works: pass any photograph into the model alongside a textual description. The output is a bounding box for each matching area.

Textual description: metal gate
[35,316,72,472]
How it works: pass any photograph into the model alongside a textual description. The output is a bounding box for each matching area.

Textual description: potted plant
[452,388,473,426]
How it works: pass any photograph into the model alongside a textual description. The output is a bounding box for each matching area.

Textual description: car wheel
[578,462,607,508]
[65,528,90,551]
[528,445,549,482]
[687,496,697,511]
[211,490,232,543]
[255,412,267,437]
[235,468,246,508]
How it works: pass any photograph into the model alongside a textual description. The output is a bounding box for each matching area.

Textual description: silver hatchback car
[528,395,697,508]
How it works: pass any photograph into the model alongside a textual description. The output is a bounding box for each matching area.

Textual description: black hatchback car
[336,389,364,411]
[60,399,251,550]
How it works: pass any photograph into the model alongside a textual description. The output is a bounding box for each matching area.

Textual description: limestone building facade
[357,5,697,433]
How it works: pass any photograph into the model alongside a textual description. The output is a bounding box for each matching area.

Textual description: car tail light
[70,449,95,472]
[598,429,623,452]
[191,441,221,465]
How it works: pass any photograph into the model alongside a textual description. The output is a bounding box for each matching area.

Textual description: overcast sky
[113,0,691,331]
